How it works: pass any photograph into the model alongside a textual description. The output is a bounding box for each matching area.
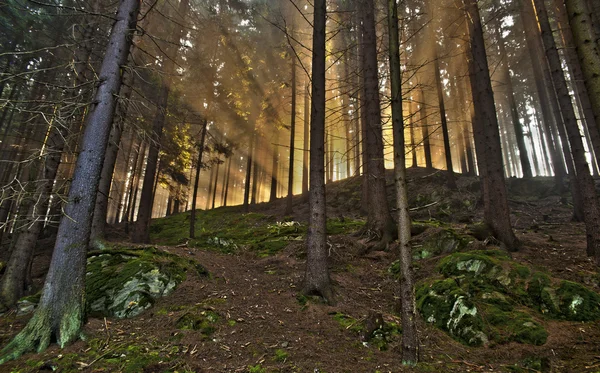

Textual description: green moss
[273,348,289,362]
[85,247,206,319]
[331,312,363,333]
[416,278,487,346]
[555,281,600,321]
[248,364,266,373]
[176,310,220,336]
[482,305,547,345]
[326,217,364,235]
[413,228,471,260]
[150,209,364,257]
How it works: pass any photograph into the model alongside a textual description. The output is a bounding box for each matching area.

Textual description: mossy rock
[412,227,471,260]
[483,305,548,346]
[527,274,600,321]
[555,281,600,321]
[416,278,488,346]
[86,247,207,319]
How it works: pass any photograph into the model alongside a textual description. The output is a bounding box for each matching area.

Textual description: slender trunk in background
[0,0,140,361]
[387,0,418,364]
[358,12,369,213]
[113,130,136,224]
[211,159,221,209]
[90,70,133,246]
[206,165,216,210]
[189,119,208,238]
[132,0,189,243]
[251,136,260,205]
[419,89,433,169]
[533,0,600,263]
[222,156,232,207]
[433,57,457,189]
[463,0,518,249]
[302,83,309,196]
[243,127,255,211]
[270,130,280,202]
[519,0,568,187]
[303,0,333,303]
[286,51,297,215]
[128,142,148,225]
[123,139,142,225]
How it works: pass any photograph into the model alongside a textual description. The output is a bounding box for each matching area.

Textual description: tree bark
[286,51,297,215]
[565,0,600,136]
[433,57,457,189]
[463,0,518,249]
[360,0,396,250]
[189,120,208,238]
[303,0,333,303]
[387,0,418,364]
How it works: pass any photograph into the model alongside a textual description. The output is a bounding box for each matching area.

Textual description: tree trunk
[286,51,297,215]
[361,0,396,249]
[489,1,533,178]
[90,73,132,246]
[0,0,140,361]
[554,0,600,172]
[387,0,418,364]
[222,155,232,207]
[303,0,333,303]
[419,89,433,169]
[302,83,309,196]
[565,0,600,136]
[269,130,279,203]
[463,0,518,249]
[433,57,457,189]
[189,119,208,238]
[243,128,255,212]
[533,0,600,262]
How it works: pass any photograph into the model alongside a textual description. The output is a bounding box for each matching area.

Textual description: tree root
[0,303,83,364]
[0,309,53,364]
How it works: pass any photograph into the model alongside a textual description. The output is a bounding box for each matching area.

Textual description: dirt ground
[1,169,600,372]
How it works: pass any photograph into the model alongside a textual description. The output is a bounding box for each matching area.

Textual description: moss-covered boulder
[412,226,471,260]
[417,249,600,347]
[416,278,488,346]
[528,275,600,321]
[86,247,207,319]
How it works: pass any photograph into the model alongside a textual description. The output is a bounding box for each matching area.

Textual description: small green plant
[273,348,289,362]
[248,364,266,373]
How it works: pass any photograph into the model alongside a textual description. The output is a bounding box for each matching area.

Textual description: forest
[1,0,600,371]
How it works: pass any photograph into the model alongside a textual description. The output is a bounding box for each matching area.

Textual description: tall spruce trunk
[0,0,140,361]
[419,89,433,169]
[533,0,600,262]
[463,0,518,249]
[361,0,396,249]
[303,0,332,303]
[490,3,533,178]
[189,120,208,238]
[269,130,280,203]
[433,57,457,189]
[286,51,297,215]
[388,0,418,364]
[302,83,309,196]
[565,0,600,133]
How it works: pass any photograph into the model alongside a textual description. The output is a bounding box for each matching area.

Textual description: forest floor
[1,168,600,373]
